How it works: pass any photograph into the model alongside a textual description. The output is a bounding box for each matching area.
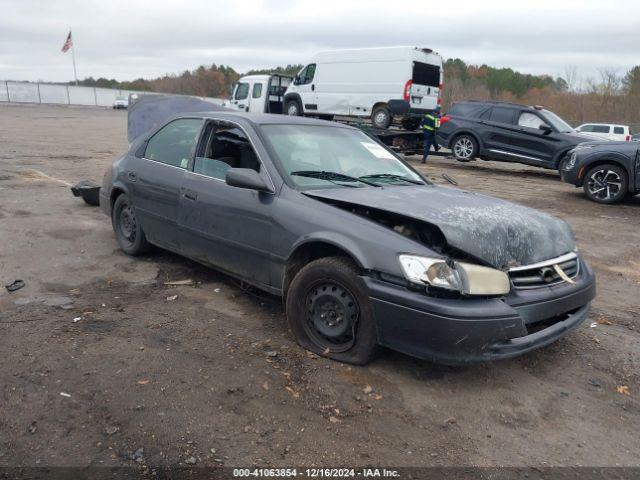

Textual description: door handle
[127,171,137,182]
[311,84,315,91]
[183,190,198,201]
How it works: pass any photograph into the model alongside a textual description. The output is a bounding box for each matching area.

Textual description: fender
[283,93,303,114]
[287,231,372,270]
[581,152,635,190]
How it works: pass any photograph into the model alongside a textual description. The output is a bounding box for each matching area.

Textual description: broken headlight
[398,255,510,296]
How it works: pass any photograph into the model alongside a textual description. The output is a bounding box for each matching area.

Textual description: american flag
[61,31,72,53]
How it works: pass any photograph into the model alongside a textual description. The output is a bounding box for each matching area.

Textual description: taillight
[440,115,451,125]
[626,135,631,141]
[403,80,413,101]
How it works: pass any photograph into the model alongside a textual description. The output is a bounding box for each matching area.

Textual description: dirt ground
[1,104,639,470]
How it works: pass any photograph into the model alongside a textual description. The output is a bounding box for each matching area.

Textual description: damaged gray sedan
[100,108,596,365]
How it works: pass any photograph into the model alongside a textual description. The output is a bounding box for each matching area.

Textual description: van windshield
[261,125,426,189]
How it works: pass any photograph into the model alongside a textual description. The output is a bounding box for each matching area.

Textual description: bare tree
[563,65,579,92]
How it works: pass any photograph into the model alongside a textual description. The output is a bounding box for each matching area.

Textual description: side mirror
[225,168,272,193]
[539,123,553,134]
[293,75,300,85]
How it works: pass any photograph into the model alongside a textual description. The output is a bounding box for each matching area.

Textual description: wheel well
[283,242,361,296]
[578,159,629,186]
[371,102,390,114]
[110,187,125,209]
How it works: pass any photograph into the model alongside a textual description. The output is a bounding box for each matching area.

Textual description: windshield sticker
[360,142,396,160]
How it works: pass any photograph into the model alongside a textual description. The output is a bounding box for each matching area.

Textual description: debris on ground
[137,379,150,385]
[70,180,101,206]
[616,385,630,396]
[5,279,25,292]
[166,295,178,301]
[597,316,614,325]
[164,279,194,286]
[265,351,278,357]
[442,173,459,185]
[60,392,71,398]
[28,422,37,434]
[105,426,119,435]
[73,317,81,323]
[363,385,373,395]
[184,456,197,465]
[130,447,145,463]
[590,322,598,328]
[285,386,300,399]
[588,379,602,388]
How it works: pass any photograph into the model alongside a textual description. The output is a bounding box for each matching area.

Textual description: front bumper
[560,165,582,186]
[365,258,596,364]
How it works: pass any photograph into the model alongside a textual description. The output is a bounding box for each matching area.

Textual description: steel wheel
[587,168,622,201]
[303,281,359,353]
[286,101,300,116]
[119,205,137,246]
[453,137,474,160]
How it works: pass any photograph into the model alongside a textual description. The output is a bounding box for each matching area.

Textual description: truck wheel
[286,256,379,365]
[112,194,150,256]
[583,164,628,204]
[371,105,392,129]
[285,100,302,116]
[452,134,478,161]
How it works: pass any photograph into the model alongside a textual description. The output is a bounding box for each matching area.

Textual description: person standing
[421,108,440,163]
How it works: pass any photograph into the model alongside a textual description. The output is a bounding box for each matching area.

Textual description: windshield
[540,109,574,133]
[261,124,425,189]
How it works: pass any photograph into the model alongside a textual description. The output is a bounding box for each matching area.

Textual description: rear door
[411,62,441,111]
[132,117,203,250]
[477,106,518,158]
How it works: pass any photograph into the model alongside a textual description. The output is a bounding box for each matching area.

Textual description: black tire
[285,256,379,365]
[583,164,628,204]
[451,134,478,162]
[558,156,570,174]
[401,117,421,131]
[371,105,392,129]
[112,193,150,255]
[285,99,302,116]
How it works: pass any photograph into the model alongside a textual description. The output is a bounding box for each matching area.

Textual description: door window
[613,126,624,134]
[235,83,249,100]
[295,64,316,85]
[193,123,261,180]
[518,112,545,129]
[144,118,202,168]
[252,83,263,99]
[489,107,516,124]
[412,62,440,87]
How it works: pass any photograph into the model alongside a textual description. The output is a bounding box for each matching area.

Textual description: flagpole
[70,28,78,85]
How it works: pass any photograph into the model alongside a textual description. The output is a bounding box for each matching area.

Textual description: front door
[292,63,318,113]
[131,117,202,250]
[229,81,250,112]
[178,120,276,286]
[507,111,558,166]
[248,81,266,113]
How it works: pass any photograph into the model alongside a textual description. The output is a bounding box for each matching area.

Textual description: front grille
[509,253,579,289]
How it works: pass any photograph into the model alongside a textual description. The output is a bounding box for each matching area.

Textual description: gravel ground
[0,104,638,470]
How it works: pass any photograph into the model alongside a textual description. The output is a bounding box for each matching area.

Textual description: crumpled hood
[305,185,576,269]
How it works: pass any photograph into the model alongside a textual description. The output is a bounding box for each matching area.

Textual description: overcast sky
[0,0,636,84]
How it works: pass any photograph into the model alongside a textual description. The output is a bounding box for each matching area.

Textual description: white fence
[0,81,144,107]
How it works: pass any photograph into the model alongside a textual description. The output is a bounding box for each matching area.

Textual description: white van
[225,74,292,114]
[283,46,443,129]
[575,123,631,142]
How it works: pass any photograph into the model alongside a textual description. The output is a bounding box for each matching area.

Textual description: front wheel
[285,257,379,365]
[112,194,150,255]
[285,99,302,116]
[452,134,478,161]
[583,164,628,204]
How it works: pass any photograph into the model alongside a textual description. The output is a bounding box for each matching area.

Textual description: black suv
[436,101,590,170]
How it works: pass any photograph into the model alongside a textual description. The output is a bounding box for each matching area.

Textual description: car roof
[578,122,629,128]
[181,111,356,129]
[454,100,533,110]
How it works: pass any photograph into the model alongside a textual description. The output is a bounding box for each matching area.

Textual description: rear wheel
[371,105,392,129]
[112,194,150,255]
[285,99,302,116]
[451,134,478,161]
[583,164,628,204]
[286,257,379,365]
